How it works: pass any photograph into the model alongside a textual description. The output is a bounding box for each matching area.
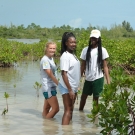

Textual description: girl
[58,32,80,125]
[40,42,59,118]
[79,29,110,110]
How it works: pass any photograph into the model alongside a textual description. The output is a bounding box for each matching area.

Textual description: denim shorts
[58,83,77,95]
[43,88,57,99]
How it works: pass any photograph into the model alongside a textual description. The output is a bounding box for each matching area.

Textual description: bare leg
[93,96,99,123]
[43,96,59,118]
[42,99,51,118]
[93,96,99,106]
[76,93,78,104]
[71,93,77,121]
[62,94,76,125]
[79,94,88,111]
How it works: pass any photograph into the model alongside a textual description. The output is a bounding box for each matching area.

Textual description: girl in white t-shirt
[40,42,59,118]
[79,29,110,111]
[58,32,80,125]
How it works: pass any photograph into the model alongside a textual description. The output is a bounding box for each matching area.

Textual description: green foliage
[76,31,89,59]
[1,31,135,74]
[4,92,9,100]
[102,38,135,72]
[0,38,31,66]
[2,92,9,115]
[0,21,135,40]
[0,38,46,66]
[33,81,42,97]
[88,67,135,134]
[0,28,135,75]
[2,108,8,115]
[0,21,135,74]
[122,20,133,32]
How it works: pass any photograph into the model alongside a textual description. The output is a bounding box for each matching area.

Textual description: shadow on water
[0,60,102,135]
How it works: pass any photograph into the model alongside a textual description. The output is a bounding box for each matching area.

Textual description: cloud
[69,18,82,28]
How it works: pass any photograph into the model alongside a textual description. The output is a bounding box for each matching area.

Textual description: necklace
[72,54,78,61]
[66,51,78,61]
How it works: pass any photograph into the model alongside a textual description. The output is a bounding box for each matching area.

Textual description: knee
[44,106,51,111]
[64,107,73,114]
[56,107,59,113]
[52,107,59,114]
[64,110,72,116]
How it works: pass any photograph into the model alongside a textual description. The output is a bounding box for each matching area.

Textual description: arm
[103,59,110,84]
[61,70,75,100]
[81,60,86,77]
[61,70,72,92]
[44,69,58,85]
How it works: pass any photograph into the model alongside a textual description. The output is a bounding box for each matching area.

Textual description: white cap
[90,29,101,38]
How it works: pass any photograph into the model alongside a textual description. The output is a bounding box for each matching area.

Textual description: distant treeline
[0,20,135,40]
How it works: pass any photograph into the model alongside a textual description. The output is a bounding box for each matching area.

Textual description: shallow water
[0,61,102,135]
[7,39,40,44]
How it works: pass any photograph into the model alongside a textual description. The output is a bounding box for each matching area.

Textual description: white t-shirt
[40,55,57,92]
[80,46,109,81]
[59,51,81,92]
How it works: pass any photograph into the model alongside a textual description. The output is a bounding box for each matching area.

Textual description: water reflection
[0,61,40,96]
[42,119,60,135]
[0,61,101,135]
[0,67,22,84]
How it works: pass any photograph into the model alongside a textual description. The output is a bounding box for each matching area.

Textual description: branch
[117,64,131,75]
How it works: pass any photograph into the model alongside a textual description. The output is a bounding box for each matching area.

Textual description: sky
[0,0,135,30]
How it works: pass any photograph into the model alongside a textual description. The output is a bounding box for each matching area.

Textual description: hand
[69,90,75,101]
[107,80,110,84]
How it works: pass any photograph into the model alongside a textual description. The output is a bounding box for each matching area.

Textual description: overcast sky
[0,0,135,29]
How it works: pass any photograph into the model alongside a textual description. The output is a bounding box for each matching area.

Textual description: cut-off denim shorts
[43,90,57,99]
[42,86,57,99]
[58,83,77,95]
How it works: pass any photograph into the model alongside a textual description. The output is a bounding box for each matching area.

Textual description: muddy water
[0,61,102,135]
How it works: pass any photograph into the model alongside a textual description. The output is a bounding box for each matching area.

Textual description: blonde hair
[44,42,56,54]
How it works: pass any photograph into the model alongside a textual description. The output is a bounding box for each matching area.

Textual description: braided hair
[86,37,103,72]
[60,32,76,55]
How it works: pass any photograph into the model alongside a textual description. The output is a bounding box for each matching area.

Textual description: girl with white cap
[79,29,110,110]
